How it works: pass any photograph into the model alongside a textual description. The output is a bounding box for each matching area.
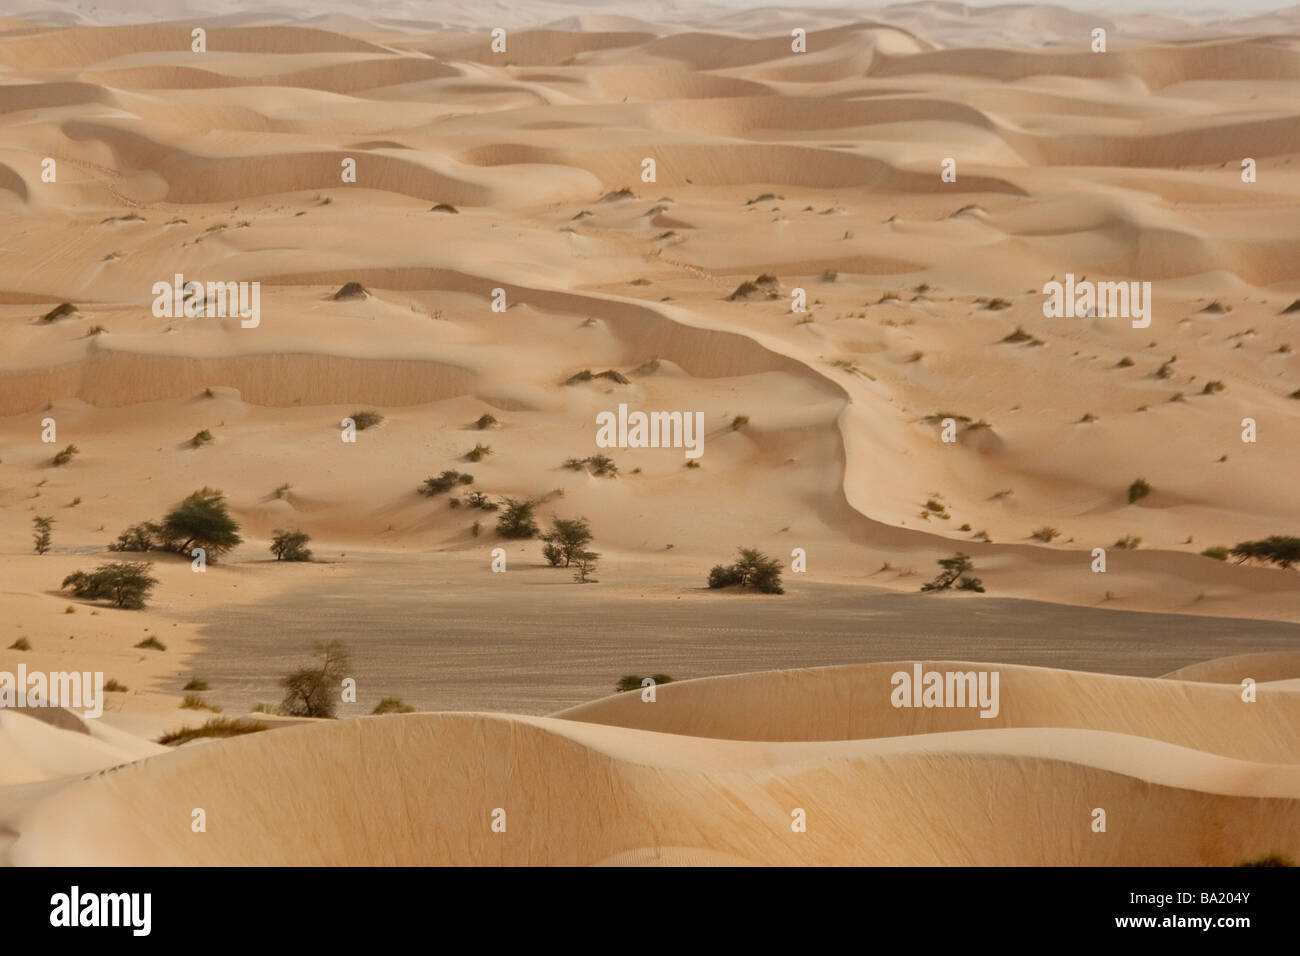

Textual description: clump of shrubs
[52,444,79,466]
[920,553,984,593]
[350,410,383,430]
[707,548,784,594]
[420,470,474,495]
[1127,478,1152,503]
[63,562,158,609]
[496,498,540,539]
[270,529,312,561]
[564,455,617,477]
[108,488,243,561]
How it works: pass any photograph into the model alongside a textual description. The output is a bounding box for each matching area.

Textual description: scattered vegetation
[542,517,593,567]
[63,562,159,609]
[419,470,474,495]
[726,274,779,301]
[1229,537,1300,570]
[920,553,984,593]
[270,529,313,562]
[1113,535,1142,550]
[158,717,267,747]
[1031,526,1061,543]
[350,410,383,430]
[40,302,77,322]
[52,444,79,466]
[616,674,674,692]
[373,697,416,714]
[563,368,630,385]
[280,640,350,718]
[32,515,53,554]
[563,455,618,477]
[496,498,540,539]
[465,443,493,462]
[707,548,784,594]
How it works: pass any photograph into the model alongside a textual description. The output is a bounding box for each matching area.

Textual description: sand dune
[4,659,1298,865]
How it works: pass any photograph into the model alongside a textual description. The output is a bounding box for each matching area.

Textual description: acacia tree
[32,515,53,554]
[542,517,593,567]
[160,487,242,560]
[920,553,985,592]
[280,641,350,718]
[270,529,312,562]
[496,498,540,538]
[707,548,784,594]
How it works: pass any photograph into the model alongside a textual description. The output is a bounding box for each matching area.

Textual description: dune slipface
[0,1,1298,877]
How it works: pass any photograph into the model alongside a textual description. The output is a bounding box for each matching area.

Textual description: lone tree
[707,547,784,594]
[920,553,985,593]
[160,487,243,560]
[496,498,540,538]
[62,561,158,609]
[1230,537,1300,570]
[542,517,593,567]
[279,640,351,718]
[270,529,312,562]
[32,515,53,554]
[572,549,600,583]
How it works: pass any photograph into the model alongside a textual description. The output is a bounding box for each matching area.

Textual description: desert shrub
[41,302,77,322]
[1202,380,1226,394]
[921,553,984,593]
[420,470,473,495]
[1000,326,1034,344]
[373,697,415,714]
[181,693,209,710]
[136,636,166,650]
[1127,478,1151,503]
[63,562,158,609]
[587,455,617,477]
[541,517,593,567]
[52,444,79,466]
[270,528,312,562]
[1201,546,1230,561]
[32,515,53,554]
[273,483,291,499]
[108,521,162,553]
[1230,537,1300,570]
[731,415,749,430]
[1116,356,1135,367]
[430,203,459,214]
[161,487,242,559]
[466,443,493,462]
[190,429,213,447]
[1031,526,1061,542]
[104,679,127,692]
[496,498,540,539]
[474,413,498,429]
[1235,855,1295,867]
[707,548,784,594]
[350,410,383,430]
[183,678,210,691]
[9,638,31,651]
[1113,535,1141,550]
[157,718,267,747]
[279,640,350,718]
[572,550,600,583]
[616,674,674,692]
